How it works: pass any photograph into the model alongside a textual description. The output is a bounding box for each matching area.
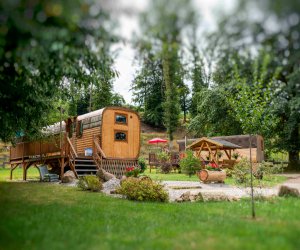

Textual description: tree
[188,25,208,118]
[188,88,243,137]
[227,52,280,219]
[0,0,117,142]
[132,0,196,139]
[208,0,300,169]
[132,41,165,127]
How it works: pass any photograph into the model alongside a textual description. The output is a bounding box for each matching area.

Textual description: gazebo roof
[187,137,241,151]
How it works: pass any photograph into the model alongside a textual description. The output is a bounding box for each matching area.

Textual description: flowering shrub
[117,177,168,202]
[125,166,140,177]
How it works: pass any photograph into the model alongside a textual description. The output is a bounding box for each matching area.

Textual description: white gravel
[163,176,300,202]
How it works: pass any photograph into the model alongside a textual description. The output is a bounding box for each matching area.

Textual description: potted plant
[198,162,226,183]
[217,151,223,158]
[232,152,240,160]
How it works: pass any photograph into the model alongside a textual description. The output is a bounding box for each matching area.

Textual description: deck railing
[92,135,106,169]
[65,136,78,178]
[10,137,60,161]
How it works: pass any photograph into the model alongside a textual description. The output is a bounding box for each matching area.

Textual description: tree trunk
[249,134,255,219]
[287,151,300,171]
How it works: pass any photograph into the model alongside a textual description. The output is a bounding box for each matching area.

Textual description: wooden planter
[197,169,226,183]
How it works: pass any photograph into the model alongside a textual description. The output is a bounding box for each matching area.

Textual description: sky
[111,0,236,104]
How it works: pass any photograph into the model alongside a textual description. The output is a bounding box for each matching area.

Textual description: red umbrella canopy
[148,138,168,144]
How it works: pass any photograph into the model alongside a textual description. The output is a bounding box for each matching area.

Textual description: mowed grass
[0,167,40,182]
[144,168,287,187]
[1,180,300,249]
[1,167,286,187]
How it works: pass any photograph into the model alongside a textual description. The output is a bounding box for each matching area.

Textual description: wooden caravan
[10,107,141,179]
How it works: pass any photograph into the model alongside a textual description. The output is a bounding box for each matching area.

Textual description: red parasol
[148,138,168,144]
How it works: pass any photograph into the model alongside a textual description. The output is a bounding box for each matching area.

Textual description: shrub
[77,176,103,192]
[179,150,202,177]
[157,151,170,162]
[254,161,285,180]
[232,158,250,184]
[117,177,168,202]
[77,177,88,191]
[138,157,147,173]
[225,168,234,177]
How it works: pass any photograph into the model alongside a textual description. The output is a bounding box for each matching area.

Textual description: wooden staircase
[73,157,98,177]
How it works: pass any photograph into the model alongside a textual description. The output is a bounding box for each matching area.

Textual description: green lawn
[1,167,286,187]
[0,167,40,182]
[1,181,300,250]
[144,168,287,187]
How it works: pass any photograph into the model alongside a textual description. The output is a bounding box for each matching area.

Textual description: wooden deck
[10,134,138,180]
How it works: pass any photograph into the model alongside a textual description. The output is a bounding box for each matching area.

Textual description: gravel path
[163,175,300,202]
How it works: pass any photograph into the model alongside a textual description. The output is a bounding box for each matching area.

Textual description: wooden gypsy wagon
[9,107,141,180]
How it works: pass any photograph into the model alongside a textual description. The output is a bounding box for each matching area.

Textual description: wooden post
[60,157,65,179]
[23,162,27,181]
[10,164,13,180]
[10,164,17,180]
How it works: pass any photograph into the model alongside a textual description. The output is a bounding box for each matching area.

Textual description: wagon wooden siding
[76,127,100,155]
[101,108,140,159]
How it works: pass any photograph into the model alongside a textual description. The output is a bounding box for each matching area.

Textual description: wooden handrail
[66,137,78,158]
[93,138,106,159]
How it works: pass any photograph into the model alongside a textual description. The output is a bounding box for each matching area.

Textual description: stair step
[75,164,97,167]
[75,159,94,163]
[77,173,97,176]
[76,169,98,172]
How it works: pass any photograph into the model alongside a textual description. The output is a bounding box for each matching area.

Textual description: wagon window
[115,131,127,141]
[115,114,127,124]
[76,121,83,138]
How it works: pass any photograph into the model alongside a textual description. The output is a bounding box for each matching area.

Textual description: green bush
[77,176,103,192]
[232,158,250,184]
[157,151,170,162]
[225,168,234,177]
[117,177,168,202]
[138,157,147,173]
[179,150,202,177]
[77,177,88,191]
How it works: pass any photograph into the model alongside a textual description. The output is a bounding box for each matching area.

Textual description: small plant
[138,157,147,173]
[125,166,140,177]
[117,177,168,202]
[77,176,103,192]
[157,151,172,174]
[232,152,240,160]
[157,151,170,162]
[179,150,202,177]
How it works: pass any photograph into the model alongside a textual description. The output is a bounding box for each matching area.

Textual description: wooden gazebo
[187,137,241,165]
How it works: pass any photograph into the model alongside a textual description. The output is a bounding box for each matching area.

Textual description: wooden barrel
[198,169,226,183]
